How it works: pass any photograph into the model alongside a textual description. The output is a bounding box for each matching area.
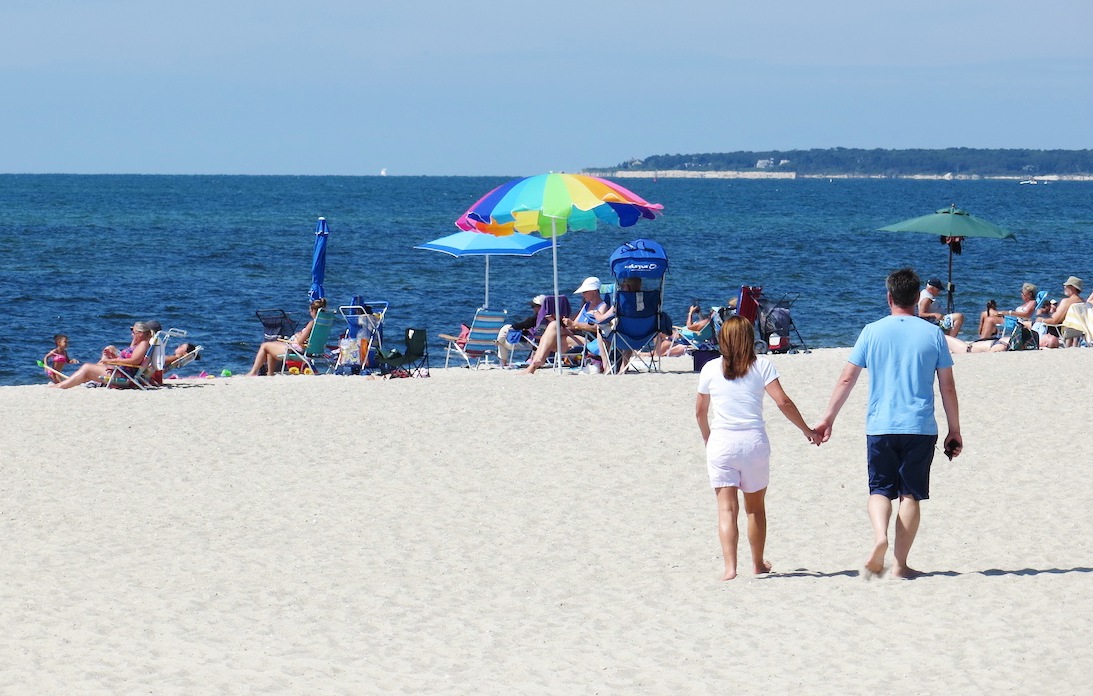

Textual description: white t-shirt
[918,289,937,313]
[697,356,779,431]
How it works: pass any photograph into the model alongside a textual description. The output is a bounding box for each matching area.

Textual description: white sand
[3,349,1091,694]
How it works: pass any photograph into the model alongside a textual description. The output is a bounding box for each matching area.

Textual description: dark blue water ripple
[2,174,1090,386]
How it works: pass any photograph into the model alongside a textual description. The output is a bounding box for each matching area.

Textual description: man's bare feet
[862,540,888,580]
[892,564,923,580]
[754,560,773,575]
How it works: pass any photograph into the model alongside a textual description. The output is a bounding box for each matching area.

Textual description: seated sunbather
[656,304,714,357]
[978,283,1038,339]
[51,322,154,389]
[1032,276,1085,348]
[165,343,200,367]
[245,298,326,376]
[497,295,544,365]
[918,277,965,337]
[525,278,609,374]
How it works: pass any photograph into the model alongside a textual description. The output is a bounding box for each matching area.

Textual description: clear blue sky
[3,0,1091,176]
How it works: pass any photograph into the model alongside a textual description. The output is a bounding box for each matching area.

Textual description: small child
[43,334,79,383]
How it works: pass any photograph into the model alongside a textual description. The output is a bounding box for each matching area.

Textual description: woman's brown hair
[309,298,327,312]
[718,315,757,380]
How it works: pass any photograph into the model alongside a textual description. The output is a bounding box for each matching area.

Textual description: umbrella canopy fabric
[455,173,662,369]
[309,217,330,302]
[878,205,1015,313]
[414,231,552,307]
[878,205,1015,240]
[455,173,663,238]
[415,231,552,257]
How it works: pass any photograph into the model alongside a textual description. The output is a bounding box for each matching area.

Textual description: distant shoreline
[592,170,1093,182]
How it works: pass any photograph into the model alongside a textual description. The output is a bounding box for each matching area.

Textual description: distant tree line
[590,148,1093,176]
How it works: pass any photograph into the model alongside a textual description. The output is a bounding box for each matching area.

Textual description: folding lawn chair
[280,308,337,374]
[336,300,388,373]
[164,343,202,377]
[256,309,298,341]
[508,294,571,367]
[602,239,670,374]
[439,308,508,368]
[377,327,430,377]
[104,328,186,389]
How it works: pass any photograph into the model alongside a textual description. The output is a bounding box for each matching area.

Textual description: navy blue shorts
[866,434,937,500]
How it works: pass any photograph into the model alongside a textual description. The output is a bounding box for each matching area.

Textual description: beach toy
[289,366,300,375]
[221,369,232,377]
[303,367,314,375]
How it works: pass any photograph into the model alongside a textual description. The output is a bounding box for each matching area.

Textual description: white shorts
[706,429,771,492]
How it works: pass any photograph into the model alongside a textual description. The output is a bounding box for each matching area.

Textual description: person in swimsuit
[245,298,327,376]
[42,334,79,383]
[978,283,1038,339]
[51,323,154,389]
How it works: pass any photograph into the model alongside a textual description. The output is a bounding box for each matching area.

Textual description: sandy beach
[3,348,1091,694]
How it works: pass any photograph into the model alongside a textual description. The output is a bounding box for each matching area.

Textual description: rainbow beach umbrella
[456,173,663,367]
[456,172,662,238]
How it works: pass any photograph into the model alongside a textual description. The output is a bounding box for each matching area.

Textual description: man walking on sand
[815,268,962,580]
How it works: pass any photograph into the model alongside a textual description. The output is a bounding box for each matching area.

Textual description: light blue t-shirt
[848,315,954,436]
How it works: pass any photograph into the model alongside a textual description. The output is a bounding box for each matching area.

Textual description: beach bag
[1007,323,1039,351]
[505,328,524,345]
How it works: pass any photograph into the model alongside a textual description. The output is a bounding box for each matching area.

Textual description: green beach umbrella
[878,205,1016,313]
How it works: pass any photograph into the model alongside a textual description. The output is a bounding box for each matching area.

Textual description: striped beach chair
[439,308,508,368]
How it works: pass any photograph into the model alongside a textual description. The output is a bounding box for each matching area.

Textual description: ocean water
[2,174,1090,386]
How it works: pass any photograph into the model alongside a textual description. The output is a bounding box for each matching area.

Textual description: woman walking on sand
[696,315,821,580]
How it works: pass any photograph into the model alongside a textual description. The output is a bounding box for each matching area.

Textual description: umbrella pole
[484,256,490,309]
[946,246,954,314]
[552,219,562,372]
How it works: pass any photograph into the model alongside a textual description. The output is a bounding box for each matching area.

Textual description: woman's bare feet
[892,564,923,580]
[862,540,888,580]
[721,567,738,581]
[754,560,773,575]
[523,360,544,374]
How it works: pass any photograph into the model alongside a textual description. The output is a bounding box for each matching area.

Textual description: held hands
[802,428,823,446]
[812,420,834,443]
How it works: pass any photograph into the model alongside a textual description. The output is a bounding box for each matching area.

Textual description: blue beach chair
[602,239,670,374]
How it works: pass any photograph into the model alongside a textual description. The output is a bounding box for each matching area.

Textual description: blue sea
[2,174,1090,386]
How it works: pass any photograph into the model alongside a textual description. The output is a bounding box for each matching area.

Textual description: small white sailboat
[380,168,387,176]
[1019,178,1037,185]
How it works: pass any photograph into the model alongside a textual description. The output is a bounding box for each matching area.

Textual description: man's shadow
[760,566,1093,580]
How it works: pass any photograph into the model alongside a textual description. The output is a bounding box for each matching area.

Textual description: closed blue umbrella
[415,231,551,307]
[309,217,330,302]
